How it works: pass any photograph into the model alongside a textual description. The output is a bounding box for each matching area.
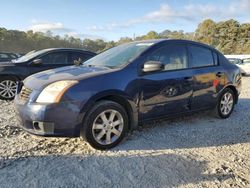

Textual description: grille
[19,86,33,101]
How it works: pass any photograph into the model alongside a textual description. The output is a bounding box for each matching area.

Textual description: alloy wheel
[0,80,17,99]
[92,109,124,145]
[220,92,234,116]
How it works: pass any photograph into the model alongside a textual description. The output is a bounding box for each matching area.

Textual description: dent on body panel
[193,73,218,97]
[192,70,225,109]
[137,77,192,116]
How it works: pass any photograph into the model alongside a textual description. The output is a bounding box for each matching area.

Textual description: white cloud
[143,4,185,22]
[239,0,250,10]
[29,21,72,33]
[66,32,104,40]
[86,0,250,32]
[28,21,103,40]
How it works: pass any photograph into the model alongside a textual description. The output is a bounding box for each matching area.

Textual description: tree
[195,19,217,45]
[0,19,249,54]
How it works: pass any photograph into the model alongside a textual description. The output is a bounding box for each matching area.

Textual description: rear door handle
[216,72,224,77]
[184,76,193,81]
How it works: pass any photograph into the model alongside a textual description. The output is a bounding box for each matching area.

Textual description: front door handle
[216,72,224,77]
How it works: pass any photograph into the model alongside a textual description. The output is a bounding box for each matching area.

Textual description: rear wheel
[82,100,128,150]
[0,77,18,100]
[215,88,235,118]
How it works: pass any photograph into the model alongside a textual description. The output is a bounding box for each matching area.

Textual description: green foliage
[0,19,249,54]
[194,19,250,54]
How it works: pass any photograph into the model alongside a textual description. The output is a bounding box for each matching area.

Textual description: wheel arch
[0,74,22,81]
[225,85,238,104]
[80,91,138,131]
[220,84,238,104]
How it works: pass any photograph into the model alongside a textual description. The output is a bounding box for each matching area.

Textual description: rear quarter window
[188,45,215,68]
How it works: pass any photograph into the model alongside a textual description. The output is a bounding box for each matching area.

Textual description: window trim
[212,51,219,66]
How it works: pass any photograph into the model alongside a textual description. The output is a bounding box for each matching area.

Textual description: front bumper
[14,94,83,137]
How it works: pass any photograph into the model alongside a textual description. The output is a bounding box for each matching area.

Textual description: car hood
[24,65,113,90]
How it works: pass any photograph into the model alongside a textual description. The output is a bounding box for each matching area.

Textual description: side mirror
[142,61,163,73]
[32,59,42,65]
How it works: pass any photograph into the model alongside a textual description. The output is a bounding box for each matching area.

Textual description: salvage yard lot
[0,77,250,188]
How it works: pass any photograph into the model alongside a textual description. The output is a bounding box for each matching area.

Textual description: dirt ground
[0,77,250,188]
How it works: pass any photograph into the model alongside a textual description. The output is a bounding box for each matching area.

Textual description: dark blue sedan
[14,39,242,149]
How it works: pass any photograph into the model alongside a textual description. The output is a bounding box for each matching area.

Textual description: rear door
[187,44,225,110]
[29,51,70,75]
[138,42,194,120]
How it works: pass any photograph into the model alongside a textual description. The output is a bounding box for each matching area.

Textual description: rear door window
[0,53,9,58]
[188,45,215,68]
[0,53,10,61]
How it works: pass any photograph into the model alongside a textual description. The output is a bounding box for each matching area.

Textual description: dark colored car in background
[0,48,96,100]
[14,39,241,150]
[0,52,19,62]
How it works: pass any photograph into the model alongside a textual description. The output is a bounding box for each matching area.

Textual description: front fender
[79,89,138,130]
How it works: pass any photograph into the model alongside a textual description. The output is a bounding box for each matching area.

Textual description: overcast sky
[1,0,250,41]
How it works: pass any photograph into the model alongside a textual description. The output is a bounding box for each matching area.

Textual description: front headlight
[36,80,78,103]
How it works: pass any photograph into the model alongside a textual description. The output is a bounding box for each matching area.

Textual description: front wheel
[215,88,235,119]
[82,101,128,150]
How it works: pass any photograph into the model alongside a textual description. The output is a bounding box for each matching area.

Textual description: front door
[138,43,193,120]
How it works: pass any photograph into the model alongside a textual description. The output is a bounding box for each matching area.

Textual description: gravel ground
[0,77,250,188]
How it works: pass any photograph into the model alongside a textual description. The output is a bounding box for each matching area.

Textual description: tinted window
[0,53,9,58]
[40,52,69,64]
[146,44,188,71]
[189,45,214,68]
[70,52,93,64]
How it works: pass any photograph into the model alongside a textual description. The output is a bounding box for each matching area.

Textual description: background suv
[0,48,96,100]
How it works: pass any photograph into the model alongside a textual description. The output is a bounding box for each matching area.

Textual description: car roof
[40,48,96,54]
[130,39,216,51]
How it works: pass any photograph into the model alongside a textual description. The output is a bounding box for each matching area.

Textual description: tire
[82,100,129,150]
[0,76,18,100]
[214,88,235,119]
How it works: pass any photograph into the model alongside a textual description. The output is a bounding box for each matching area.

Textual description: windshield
[84,42,154,68]
[13,49,51,63]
